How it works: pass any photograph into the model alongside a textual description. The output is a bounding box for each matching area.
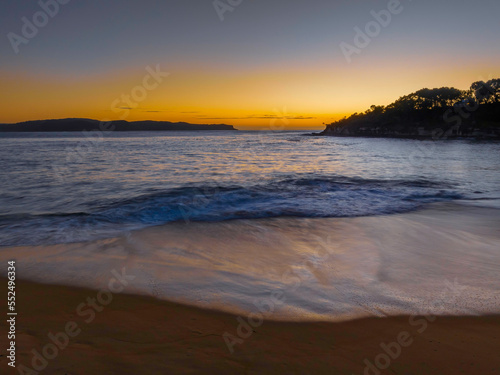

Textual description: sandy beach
[1,203,500,374]
[2,1,500,374]
[1,278,499,374]
[1,203,500,322]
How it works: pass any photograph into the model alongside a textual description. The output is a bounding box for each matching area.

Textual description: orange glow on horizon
[2,61,499,130]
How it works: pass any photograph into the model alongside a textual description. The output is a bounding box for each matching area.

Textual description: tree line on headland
[318,79,500,139]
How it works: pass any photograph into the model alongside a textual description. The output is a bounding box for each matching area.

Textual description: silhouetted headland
[0,118,237,132]
[315,79,500,139]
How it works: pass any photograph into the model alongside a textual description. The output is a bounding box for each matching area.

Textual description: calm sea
[1,131,500,319]
[0,131,499,247]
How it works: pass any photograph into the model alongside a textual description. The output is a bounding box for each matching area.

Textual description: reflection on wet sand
[2,202,499,321]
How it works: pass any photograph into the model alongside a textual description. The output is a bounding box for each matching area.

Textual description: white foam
[2,202,500,321]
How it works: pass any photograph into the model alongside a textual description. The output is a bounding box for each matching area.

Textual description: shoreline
[1,278,500,374]
[1,203,500,373]
[309,132,500,140]
[1,202,500,321]
[0,118,237,132]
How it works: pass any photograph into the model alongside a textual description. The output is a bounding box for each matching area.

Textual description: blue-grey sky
[1,0,499,128]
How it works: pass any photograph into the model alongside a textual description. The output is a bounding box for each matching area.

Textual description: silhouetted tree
[322,78,500,138]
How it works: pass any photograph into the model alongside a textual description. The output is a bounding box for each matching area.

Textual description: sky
[1,0,499,130]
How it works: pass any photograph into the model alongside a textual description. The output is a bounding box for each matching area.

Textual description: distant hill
[317,79,500,139]
[0,118,237,132]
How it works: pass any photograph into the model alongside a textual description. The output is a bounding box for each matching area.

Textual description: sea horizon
[2,1,500,373]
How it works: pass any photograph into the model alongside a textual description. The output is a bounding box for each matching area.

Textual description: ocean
[1,131,499,320]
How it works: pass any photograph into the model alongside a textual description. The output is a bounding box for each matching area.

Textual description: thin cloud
[196,114,317,120]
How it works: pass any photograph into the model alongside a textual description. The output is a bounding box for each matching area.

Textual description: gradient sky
[1,0,499,129]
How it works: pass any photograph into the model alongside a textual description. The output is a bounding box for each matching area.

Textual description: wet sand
[1,203,500,321]
[1,278,499,374]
